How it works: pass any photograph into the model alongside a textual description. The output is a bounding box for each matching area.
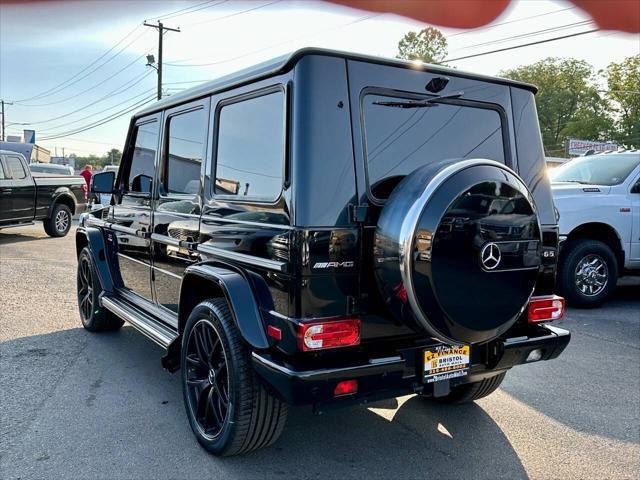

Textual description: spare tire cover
[374,159,541,345]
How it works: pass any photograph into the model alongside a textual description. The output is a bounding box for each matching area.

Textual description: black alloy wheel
[184,319,230,440]
[76,247,123,331]
[78,254,95,321]
[181,299,288,456]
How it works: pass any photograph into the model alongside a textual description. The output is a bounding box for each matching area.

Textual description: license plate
[423,344,470,383]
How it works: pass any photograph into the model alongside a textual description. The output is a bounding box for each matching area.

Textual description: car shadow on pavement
[500,283,640,445]
[0,230,49,244]
[1,326,527,480]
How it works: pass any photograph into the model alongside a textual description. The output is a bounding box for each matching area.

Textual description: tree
[501,58,613,156]
[73,149,122,170]
[606,55,640,147]
[397,26,448,64]
[106,148,122,165]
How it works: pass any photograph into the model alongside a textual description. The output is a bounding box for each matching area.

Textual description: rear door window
[163,107,207,195]
[362,93,505,200]
[5,156,27,180]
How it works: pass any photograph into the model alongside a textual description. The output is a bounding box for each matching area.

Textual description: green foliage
[397,27,448,64]
[606,55,640,147]
[502,58,614,155]
[73,148,122,170]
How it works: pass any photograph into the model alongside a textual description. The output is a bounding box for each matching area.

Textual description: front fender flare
[76,226,115,293]
[180,264,270,350]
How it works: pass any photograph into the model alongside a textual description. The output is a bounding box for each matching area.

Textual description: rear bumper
[253,324,570,407]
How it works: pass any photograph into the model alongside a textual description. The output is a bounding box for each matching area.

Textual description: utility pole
[1,99,14,142]
[143,21,180,100]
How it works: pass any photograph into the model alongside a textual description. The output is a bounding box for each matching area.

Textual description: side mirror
[131,174,153,194]
[91,171,115,194]
[631,180,640,194]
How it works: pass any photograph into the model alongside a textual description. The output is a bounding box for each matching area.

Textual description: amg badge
[313,261,355,269]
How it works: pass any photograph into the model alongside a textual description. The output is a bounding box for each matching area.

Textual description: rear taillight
[297,318,360,351]
[528,295,565,323]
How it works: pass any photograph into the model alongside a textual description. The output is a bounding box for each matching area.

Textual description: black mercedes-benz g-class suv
[77,48,570,456]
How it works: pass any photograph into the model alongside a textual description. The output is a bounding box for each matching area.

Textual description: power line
[447,7,576,38]
[12,25,146,103]
[180,0,281,28]
[154,0,230,21]
[147,0,219,21]
[452,20,592,52]
[36,88,157,134]
[14,56,150,108]
[444,29,599,63]
[10,71,153,125]
[165,13,378,67]
[39,95,156,141]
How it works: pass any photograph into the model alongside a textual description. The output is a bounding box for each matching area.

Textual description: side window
[6,156,27,180]
[127,120,159,194]
[362,93,505,200]
[215,90,284,201]
[164,108,206,195]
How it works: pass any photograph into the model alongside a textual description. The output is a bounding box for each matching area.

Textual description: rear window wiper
[373,91,464,108]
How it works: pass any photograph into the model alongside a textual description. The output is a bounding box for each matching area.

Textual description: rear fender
[50,190,77,216]
[179,263,270,350]
[75,226,115,293]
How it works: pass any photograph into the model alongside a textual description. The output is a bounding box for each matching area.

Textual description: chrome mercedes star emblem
[480,242,502,270]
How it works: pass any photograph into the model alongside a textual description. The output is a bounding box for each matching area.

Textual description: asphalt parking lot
[1,223,638,479]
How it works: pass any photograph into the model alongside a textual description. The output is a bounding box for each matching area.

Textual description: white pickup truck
[550,151,640,307]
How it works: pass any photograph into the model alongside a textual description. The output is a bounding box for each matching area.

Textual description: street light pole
[143,21,180,100]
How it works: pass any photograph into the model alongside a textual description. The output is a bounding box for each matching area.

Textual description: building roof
[136,48,537,117]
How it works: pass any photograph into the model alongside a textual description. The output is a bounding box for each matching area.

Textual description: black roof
[136,48,537,117]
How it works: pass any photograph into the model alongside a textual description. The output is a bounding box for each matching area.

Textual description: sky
[0,0,638,158]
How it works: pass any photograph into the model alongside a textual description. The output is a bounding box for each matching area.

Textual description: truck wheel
[77,247,123,332]
[428,372,506,405]
[44,203,72,237]
[558,240,618,308]
[181,299,288,456]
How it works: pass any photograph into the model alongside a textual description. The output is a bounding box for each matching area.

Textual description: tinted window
[128,120,159,193]
[363,94,505,199]
[165,108,206,195]
[215,91,284,200]
[6,156,27,179]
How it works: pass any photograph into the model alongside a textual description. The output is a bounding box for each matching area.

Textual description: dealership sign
[567,138,618,156]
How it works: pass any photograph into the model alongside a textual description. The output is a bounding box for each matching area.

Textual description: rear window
[5,156,27,179]
[362,93,505,200]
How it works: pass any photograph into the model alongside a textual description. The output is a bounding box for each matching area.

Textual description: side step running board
[101,296,178,349]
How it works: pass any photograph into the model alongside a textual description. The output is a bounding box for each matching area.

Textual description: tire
[558,239,618,308]
[181,299,288,456]
[429,372,506,405]
[44,203,72,237]
[77,247,123,332]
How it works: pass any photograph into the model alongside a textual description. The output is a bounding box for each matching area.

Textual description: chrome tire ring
[55,208,70,232]
[575,254,608,297]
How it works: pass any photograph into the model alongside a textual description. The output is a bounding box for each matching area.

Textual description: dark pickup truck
[0,150,88,237]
